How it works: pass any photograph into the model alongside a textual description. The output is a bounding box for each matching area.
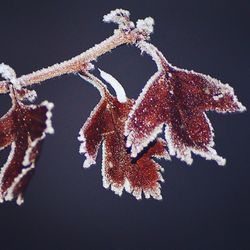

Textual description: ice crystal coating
[125,41,246,165]
[0,88,54,205]
[0,63,21,89]
[78,78,170,200]
[135,17,154,40]
[15,88,38,102]
[136,17,154,33]
[0,63,16,82]
[103,9,134,31]
[99,69,127,103]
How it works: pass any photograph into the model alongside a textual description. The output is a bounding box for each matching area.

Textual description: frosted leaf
[78,77,170,200]
[0,89,54,205]
[125,41,246,165]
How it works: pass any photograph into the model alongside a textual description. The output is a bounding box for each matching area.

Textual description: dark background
[0,0,249,249]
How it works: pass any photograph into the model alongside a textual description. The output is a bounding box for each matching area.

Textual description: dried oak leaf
[125,41,246,165]
[0,89,54,205]
[78,94,170,200]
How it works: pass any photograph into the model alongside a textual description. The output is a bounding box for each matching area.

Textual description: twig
[0,30,136,94]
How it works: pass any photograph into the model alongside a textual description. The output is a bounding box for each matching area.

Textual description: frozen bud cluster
[103,9,135,31]
[136,17,155,40]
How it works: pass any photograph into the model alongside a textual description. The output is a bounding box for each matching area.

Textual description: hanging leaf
[78,72,170,200]
[125,41,246,165]
[0,88,54,205]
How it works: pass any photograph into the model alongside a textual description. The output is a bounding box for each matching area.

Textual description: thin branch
[0,30,134,94]
[0,9,155,94]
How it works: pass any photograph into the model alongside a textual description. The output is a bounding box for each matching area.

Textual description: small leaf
[0,89,54,205]
[79,86,169,200]
[125,41,246,165]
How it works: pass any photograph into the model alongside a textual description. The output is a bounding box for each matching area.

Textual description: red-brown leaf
[0,90,54,205]
[125,41,246,165]
[79,95,170,200]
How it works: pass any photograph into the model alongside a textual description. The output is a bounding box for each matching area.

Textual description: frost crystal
[99,69,127,103]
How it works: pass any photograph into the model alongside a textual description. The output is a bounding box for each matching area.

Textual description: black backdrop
[0,1,249,249]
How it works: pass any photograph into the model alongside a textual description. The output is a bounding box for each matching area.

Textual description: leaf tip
[83,156,96,168]
[16,195,24,206]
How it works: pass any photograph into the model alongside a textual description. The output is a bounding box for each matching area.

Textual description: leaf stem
[78,71,109,98]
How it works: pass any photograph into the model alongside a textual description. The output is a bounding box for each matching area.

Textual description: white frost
[137,41,165,71]
[101,141,110,189]
[78,98,106,168]
[136,17,154,35]
[127,123,164,158]
[0,63,21,89]
[99,69,127,103]
[22,101,54,167]
[0,142,16,201]
[103,9,134,30]
[103,9,130,22]
[0,63,16,82]
[23,90,37,102]
[5,164,35,205]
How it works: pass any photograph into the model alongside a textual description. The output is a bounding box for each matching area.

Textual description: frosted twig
[0,9,153,94]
